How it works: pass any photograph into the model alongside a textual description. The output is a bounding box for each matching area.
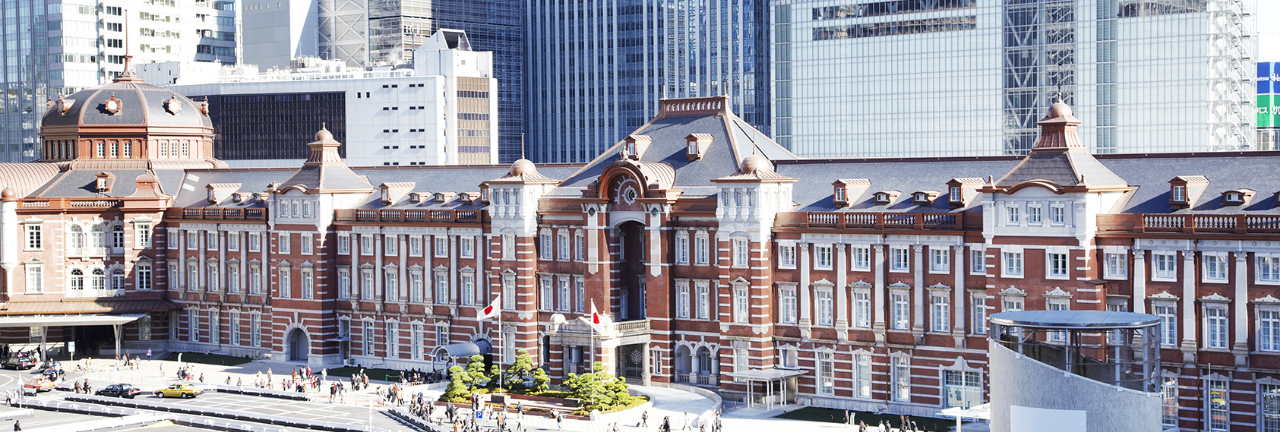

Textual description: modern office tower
[0,0,237,162]
[524,0,772,164]
[771,0,1257,157]
[138,31,498,166]
[241,0,318,70]
[1260,62,1279,150]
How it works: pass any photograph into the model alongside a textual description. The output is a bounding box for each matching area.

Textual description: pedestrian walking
[858,421,868,432]
[641,410,649,427]
[682,412,690,430]
[662,416,671,432]
[556,412,563,430]
[12,420,19,431]
[517,401,525,420]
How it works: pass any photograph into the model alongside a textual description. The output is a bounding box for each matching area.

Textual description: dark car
[2,356,36,370]
[96,384,144,399]
[40,365,64,380]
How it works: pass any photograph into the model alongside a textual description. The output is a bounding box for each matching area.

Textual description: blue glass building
[524,0,770,163]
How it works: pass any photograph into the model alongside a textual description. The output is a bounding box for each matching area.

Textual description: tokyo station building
[5,66,1280,430]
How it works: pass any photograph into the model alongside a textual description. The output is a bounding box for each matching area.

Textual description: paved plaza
[0,356,956,432]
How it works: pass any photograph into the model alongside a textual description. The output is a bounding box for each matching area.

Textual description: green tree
[564,362,629,410]
[530,367,551,393]
[441,365,471,400]
[465,355,488,388]
[505,349,535,390]
[487,364,505,391]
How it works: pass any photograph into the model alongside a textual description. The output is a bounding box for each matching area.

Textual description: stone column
[799,243,812,340]
[1233,251,1249,366]
[642,342,652,386]
[835,244,849,336]
[1180,250,1197,363]
[873,244,886,343]
[1132,248,1147,314]
[912,245,925,338]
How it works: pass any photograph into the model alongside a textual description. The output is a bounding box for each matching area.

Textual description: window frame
[1046,251,1069,279]
[1001,250,1024,278]
[1202,252,1228,283]
[1152,252,1178,281]
[813,244,832,270]
[890,246,909,273]
[929,247,949,274]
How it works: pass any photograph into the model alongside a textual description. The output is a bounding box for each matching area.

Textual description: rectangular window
[777,244,794,269]
[972,295,987,334]
[251,315,261,347]
[226,232,239,251]
[891,247,909,272]
[735,285,750,323]
[230,312,240,345]
[574,277,585,312]
[26,264,42,293]
[384,235,397,255]
[409,236,422,257]
[540,232,552,259]
[187,231,198,250]
[410,272,423,303]
[816,289,833,326]
[278,233,290,254]
[207,231,218,250]
[1048,252,1068,278]
[779,287,796,324]
[944,370,983,409]
[434,236,448,257]
[1261,256,1280,283]
[338,269,351,299]
[892,357,911,402]
[460,237,474,258]
[1051,206,1065,224]
[1154,253,1177,280]
[338,235,350,254]
[1028,205,1042,224]
[558,277,571,311]
[1162,377,1179,427]
[1207,379,1229,431]
[248,233,261,252]
[695,234,709,265]
[227,264,239,293]
[436,325,449,348]
[187,263,198,291]
[1007,206,1020,224]
[249,265,261,294]
[361,270,374,301]
[435,273,448,304]
[189,310,199,342]
[386,323,398,357]
[1203,254,1227,282]
[137,264,152,290]
[300,233,312,255]
[411,324,423,360]
[460,273,474,305]
[1172,185,1187,202]
[540,277,553,310]
[557,232,570,260]
[813,245,832,270]
[278,267,291,298]
[697,283,711,320]
[854,354,871,398]
[970,249,985,274]
[734,238,750,267]
[502,234,515,260]
[854,291,871,328]
[361,235,374,255]
[852,246,870,271]
[677,235,691,265]
[818,353,835,396]
[1261,310,1280,352]
[1002,251,1023,276]
[25,225,41,249]
[930,248,949,273]
[1261,384,1280,432]
[575,232,585,261]
[1206,307,1228,349]
[1105,252,1127,279]
[503,274,516,310]
[892,292,910,330]
[363,325,375,356]
[136,224,151,248]
[1155,305,1178,347]
[138,315,152,341]
[931,295,949,333]
[1003,297,1024,312]
[1048,301,1067,342]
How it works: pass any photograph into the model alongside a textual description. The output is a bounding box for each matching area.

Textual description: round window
[624,188,638,203]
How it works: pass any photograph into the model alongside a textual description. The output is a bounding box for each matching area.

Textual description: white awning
[435,340,492,358]
[938,403,991,420]
[725,368,807,382]
[0,313,145,328]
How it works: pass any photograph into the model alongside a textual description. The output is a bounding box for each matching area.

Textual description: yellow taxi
[155,383,204,398]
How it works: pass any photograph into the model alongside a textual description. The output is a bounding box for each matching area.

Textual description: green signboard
[1261,94,1277,128]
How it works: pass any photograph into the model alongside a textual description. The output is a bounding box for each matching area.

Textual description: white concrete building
[140,30,497,167]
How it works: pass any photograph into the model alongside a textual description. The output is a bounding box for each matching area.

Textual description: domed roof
[740,154,770,174]
[1046,100,1073,119]
[39,72,212,131]
[510,159,537,176]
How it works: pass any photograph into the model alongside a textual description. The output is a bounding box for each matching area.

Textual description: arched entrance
[287,328,309,361]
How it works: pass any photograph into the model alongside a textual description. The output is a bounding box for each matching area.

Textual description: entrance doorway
[71,325,114,357]
[617,344,644,380]
[286,328,309,361]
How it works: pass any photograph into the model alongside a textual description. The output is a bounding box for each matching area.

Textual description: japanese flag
[589,301,605,332]
[481,295,501,320]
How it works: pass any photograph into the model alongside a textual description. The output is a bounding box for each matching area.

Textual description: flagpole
[498,295,504,392]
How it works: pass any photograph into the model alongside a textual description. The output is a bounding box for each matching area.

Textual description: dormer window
[252,193,263,203]
[914,193,928,203]
[911,191,939,205]
[1221,189,1255,206]
[94,172,114,193]
[97,177,109,192]
[835,187,847,202]
[1172,185,1186,202]
[409,193,421,203]
[875,193,889,203]
[685,133,712,161]
[832,179,869,208]
[949,186,961,202]
[1168,176,1208,209]
[381,188,390,204]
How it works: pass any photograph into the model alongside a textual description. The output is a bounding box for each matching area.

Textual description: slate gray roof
[996,149,1127,189]
[1096,153,1280,214]
[29,169,192,199]
[777,158,1020,213]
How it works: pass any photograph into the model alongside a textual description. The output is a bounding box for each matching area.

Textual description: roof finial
[521,133,526,160]
[114,9,141,82]
[322,121,327,130]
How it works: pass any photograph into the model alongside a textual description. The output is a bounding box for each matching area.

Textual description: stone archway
[287,328,309,362]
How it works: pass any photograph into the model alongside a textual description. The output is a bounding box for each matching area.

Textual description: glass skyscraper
[524,0,770,163]
[1,0,236,162]
[772,0,1256,158]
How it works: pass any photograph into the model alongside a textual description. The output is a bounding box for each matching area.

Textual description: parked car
[3,356,36,370]
[40,364,64,380]
[155,383,203,398]
[96,384,144,399]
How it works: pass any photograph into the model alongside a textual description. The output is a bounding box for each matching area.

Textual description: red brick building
[2,69,1279,430]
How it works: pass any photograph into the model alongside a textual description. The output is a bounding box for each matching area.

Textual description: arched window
[111,268,125,290]
[69,225,84,252]
[111,225,124,249]
[70,269,84,291]
[696,347,712,376]
[92,268,106,290]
